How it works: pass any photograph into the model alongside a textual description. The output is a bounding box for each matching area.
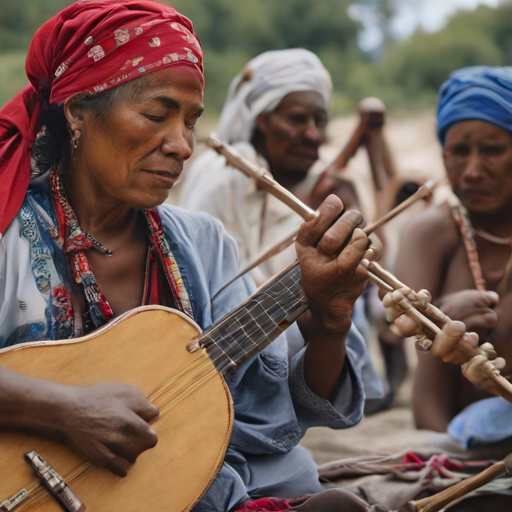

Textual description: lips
[460,189,493,197]
[143,169,181,180]
[141,169,181,185]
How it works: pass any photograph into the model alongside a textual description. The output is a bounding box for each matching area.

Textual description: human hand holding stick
[208,133,437,294]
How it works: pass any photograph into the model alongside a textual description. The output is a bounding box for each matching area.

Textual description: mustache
[293,138,322,150]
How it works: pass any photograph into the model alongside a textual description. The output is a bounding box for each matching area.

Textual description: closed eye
[143,113,165,122]
[186,110,204,130]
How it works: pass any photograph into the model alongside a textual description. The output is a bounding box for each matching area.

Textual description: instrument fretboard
[200,261,308,372]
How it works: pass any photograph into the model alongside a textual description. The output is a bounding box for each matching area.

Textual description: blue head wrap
[437,66,512,145]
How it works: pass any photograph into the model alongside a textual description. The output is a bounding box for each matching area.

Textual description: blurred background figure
[394,66,512,432]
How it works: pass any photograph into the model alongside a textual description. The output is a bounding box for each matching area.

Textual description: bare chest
[441,237,511,295]
[86,239,148,317]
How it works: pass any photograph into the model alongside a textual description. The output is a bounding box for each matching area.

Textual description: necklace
[82,231,114,256]
[83,212,139,257]
[474,228,512,246]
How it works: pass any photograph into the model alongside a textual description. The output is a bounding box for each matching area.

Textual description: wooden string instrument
[0,256,312,511]
[206,134,512,403]
[2,263,506,512]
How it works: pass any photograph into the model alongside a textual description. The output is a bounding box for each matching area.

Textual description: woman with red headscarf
[0,2,473,511]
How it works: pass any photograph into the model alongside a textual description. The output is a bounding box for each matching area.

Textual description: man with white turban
[179,49,360,282]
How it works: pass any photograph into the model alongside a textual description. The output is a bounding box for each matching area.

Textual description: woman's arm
[0,366,159,476]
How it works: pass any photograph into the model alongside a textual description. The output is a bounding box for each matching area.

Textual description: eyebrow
[145,96,204,113]
[150,96,182,110]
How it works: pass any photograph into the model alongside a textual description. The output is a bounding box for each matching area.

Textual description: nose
[303,119,325,146]
[462,149,485,183]
[160,125,194,161]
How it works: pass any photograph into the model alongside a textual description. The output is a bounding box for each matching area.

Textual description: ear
[63,94,86,133]
[255,113,270,136]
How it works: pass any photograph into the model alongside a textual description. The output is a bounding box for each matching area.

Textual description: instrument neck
[200,261,308,372]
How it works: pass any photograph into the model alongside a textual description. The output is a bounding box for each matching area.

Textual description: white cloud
[416,0,501,33]
[350,0,502,52]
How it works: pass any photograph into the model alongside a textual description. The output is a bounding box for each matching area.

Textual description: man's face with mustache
[255,91,328,189]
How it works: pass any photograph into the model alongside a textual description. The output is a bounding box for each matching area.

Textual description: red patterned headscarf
[0,0,203,235]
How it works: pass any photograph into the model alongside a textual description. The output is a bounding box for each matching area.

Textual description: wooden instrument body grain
[0,306,234,512]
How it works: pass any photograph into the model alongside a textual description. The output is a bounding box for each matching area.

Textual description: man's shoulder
[405,201,458,239]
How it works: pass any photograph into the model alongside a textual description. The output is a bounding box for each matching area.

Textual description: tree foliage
[0,1,510,114]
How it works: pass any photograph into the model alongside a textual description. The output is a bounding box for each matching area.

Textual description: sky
[349,0,503,52]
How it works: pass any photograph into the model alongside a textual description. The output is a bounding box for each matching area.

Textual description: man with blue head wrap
[437,66,512,144]
[392,66,512,436]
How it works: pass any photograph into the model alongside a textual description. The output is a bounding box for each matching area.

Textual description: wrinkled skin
[393,120,512,431]
[255,91,327,190]
[296,196,369,400]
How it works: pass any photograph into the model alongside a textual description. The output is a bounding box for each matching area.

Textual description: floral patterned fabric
[234,496,311,512]
[0,172,194,346]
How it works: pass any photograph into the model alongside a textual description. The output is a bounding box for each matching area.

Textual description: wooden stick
[204,135,512,403]
[206,134,316,221]
[363,180,435,234]
[410,453,511,512]
[363,260,450,326]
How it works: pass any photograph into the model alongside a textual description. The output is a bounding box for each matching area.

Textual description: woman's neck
[62,166,138,244]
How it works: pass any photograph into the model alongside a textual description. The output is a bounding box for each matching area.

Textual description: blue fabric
[448,397,512,449]
[1,187,381,512]
[437,66,512,144]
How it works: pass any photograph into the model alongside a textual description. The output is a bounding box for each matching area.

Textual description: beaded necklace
[451,203,512,292]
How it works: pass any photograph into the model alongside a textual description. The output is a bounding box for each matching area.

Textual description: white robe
[180,142,304,284]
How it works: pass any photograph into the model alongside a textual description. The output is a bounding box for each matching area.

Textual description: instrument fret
[203,262,308,371]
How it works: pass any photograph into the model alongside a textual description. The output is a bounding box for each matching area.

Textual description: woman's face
[256,91,328,187]
[69,66,204,209]
[444,120,512,215]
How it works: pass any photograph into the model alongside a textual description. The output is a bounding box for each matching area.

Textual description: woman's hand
[296,195,368,335]
[0,368,159,477]
[295,195,368,400]
[58,383,159,477]
[437,290,499,339]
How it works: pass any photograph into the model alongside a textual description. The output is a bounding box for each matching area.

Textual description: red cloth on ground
[234,496,312,512]
[0,0,203,235]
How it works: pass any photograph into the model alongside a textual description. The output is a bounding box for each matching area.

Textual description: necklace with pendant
[83,212,139,257]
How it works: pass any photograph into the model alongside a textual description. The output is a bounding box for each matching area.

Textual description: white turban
[216,48,332,144]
